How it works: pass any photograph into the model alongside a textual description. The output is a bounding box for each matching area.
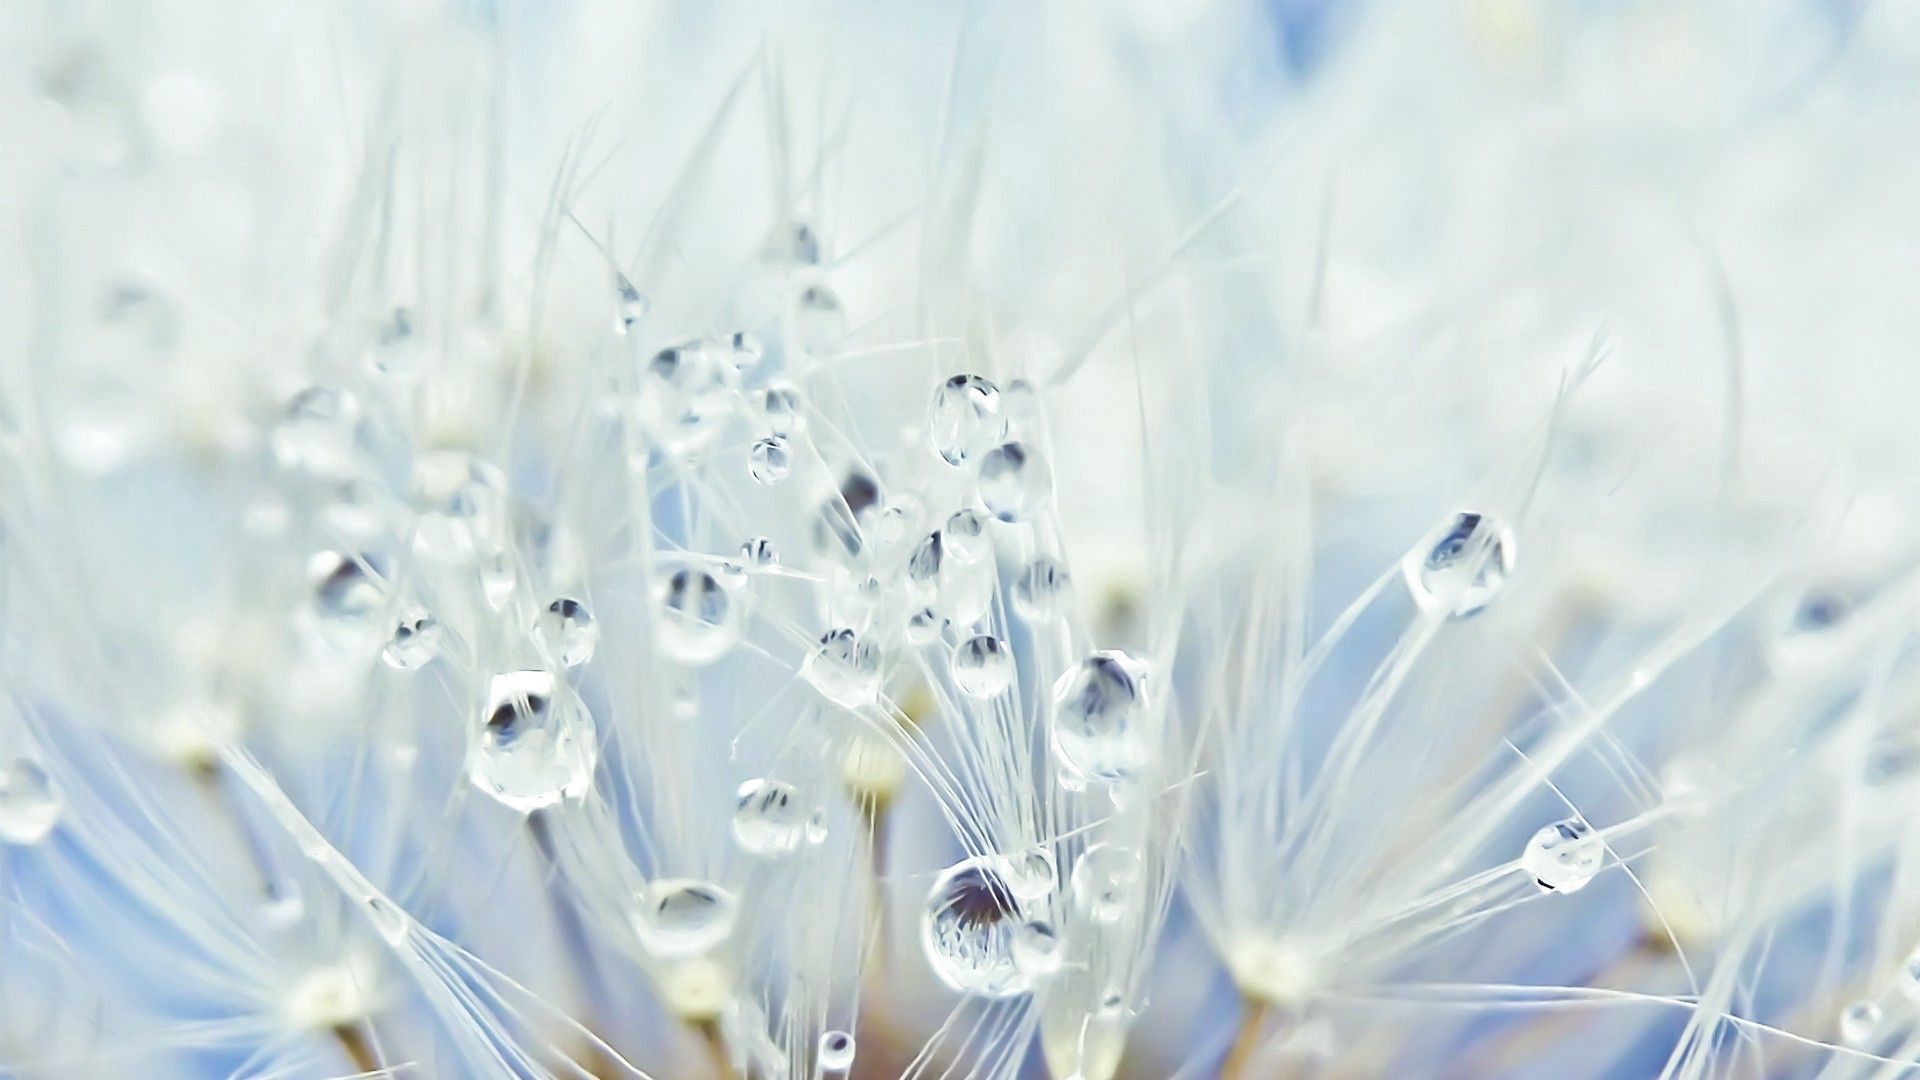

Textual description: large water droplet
[749,436,792,484]
[951,635,1013,698]
[929,375,1006,467]
[655,569,740,665]
[1522,818,1603,893]
[1403,512,1516,618]
[635,879,738,959]
[0,758,62,844]
[1841,999,1883,1046]
[1015,557,1071,622]
[1070,843,1143,923]
[470,670,596,812]
[732,778,806,857]
[381,605,441,670]
[533,597,599,667]
[1050,651,1150,784]
[803,628,881,709]
[817,1030,855,1073]
[977,442,1050,523]
[271,387,360,476]
[921,857,1031,999]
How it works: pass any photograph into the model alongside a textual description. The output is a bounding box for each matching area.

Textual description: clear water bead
[720,330,763,374]
[309,551,383,624]
[533,597,599,667]
[381,606,441,670]
[1070,843,1144,923]
[1013,920,1064,976]
[905,608,947,646]
[470,670,596,812]
[1840,999,1882,1046]
[1522,818,1604,893]
[635,879,738,959]
[0,758,62,844]
[1050,651,1151,784]
[760,382,804,436]
[614,275,648,333]
[1003,847,1057,901]
[951,635,1013,698]
[803,628,882,709]
[943,508,989,562]
[634,340,735,457]
[977,442,1050,522]
[817,1031,856,1073]
[1403,511,1516,618]
[1014,557,1071,622]
[739,537,779,568]
[921,857,1031,999]
[655,569,740,666]
[271,386,360,476]
[792,282,847,355]
[749,436,792,484]
[929,375,1006,466]
[732,778,806,857]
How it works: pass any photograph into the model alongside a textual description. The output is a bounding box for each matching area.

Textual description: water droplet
[749,436,792,484]
[633,340,735,457]
[1013,920,1063,976]
[792,283,846,355]
[1003,847,1057,901]
[818,1030,856,1073]
[1015,557,1071,622]
[760,382,804,436]
[634,879,738,959]
[470,671,596,812]
[929,375,1006,466]
[271,387,360,476]
[1050,651,1150,784]
[1522,818,1603,893]
[806,810,829,845]
[655,569,740,666]
[1841,999,1883,1046]
[613,275,649,333]
[951,635,1013,698]
[765,221,822,267]
[0,758,62,844]
[943,509,989,562]
[720,330,763,374]
[732,778,806,857]
[977,442,1050,523]
[1070,843,1143,923]
[906,607,947,646]
[907,532,944,600]
[739,537,779,568]
[1403,512,1516,618]
[921,857,1031,999]
[381,606,441,670]
[803,628,881,708]
[533,597,599,667]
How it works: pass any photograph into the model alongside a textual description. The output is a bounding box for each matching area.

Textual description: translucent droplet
[1050,651,1150,784]
[0,758,62,844]
[470,670,596,813]
[309,551,384,625]
[1015,557,1071,622]
[1403,512,1516,618]
[905,607,947,646]
[381,606,441,670]
[921,857,1030,999]
[1522,818,1604,893]
[977,442,1050,523]
[817,1030,855,1073]
[764,220,822,267]
[943,508,988,563]
[1003,847,1057,901]
[951,635,1013,698]
[655,569,740,666]
[732,778,806,857]
[805,810,829,845]
[907,532,944,599]
[633,340,735,457]
[271,387,360,476]
[1070,843,1143,923]
[760,382,804,436]
[615,275,649,333]
[792,283,846,355]
[740,537,779,568]
[720,330,763,374]
[635,879,738,959]
[1841,999,1882,1046]
[813,471,879,560]
[749,436,792,484]
[533,597,599,667]
[1013,920,1063,977]
[803,628,881,708]
[929,375,1006,466]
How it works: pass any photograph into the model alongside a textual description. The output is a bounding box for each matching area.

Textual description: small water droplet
[977,442,1050,523]
[1050,651,1150,784]
[309,551,384,625]
[655,569,741,665]
[1841,999,1883,1046]
[614,275,649,333]
[803,628,881,708]
[381,606,441,670]
[1070,843,1143,923]
[818,1030,856,1072]
[760,381,804,436]
[921,857,1030,999]
[533,597,599,667]
[943,508,989,562]
[1015,557,1071,622]
[720,330,763,374]
[906,607,947,646]
[635,879,738,959]
[1522,818,1604,893]
[1403,512,1516,618]
[732,778,807,857]
[792,282,846,355]
[632,340,735,457]
[1003,847,1057,902]
[739,537,779,568]
[951,635,1013,698]
[1012,919,1063,976]
[470,671,596,812]
[0,758,62,844]
[749,436,792,484]
[929,375,1006,466]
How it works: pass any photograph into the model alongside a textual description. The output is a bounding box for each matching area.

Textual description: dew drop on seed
[1003,847,1057,902]
[929,375,1006,466]
[634,340,734,458]
[907,532,944,597]
[382,606,441,670]
[721,330,763,374]
[1050,651,1150,784]
[1014,556,1071,622]
[470,670,596,812]
[906,607,947,646]
[740,537,778,568]
[271,386,360,476]
[1522,818,1603,893]
[818,1030,855,1073]
[1013,920,1063,977]
[533,597,598,667]
[1403,511,1516,618]
[803,628,881,708]
[921,857,1031,999]
[978,442,1050,523]
[749,436,792,484]
[943,508,988,562]
[1841,999,1882,1046]
[635,879,738,959]
[760,381,803,436]
[309,551,383,625]
[732,778,806,857]
[0,758,61,845]
[951,635,1013,698]
[655,569,740,666]
[614,275,648,333]
[1070,843,1143,923]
